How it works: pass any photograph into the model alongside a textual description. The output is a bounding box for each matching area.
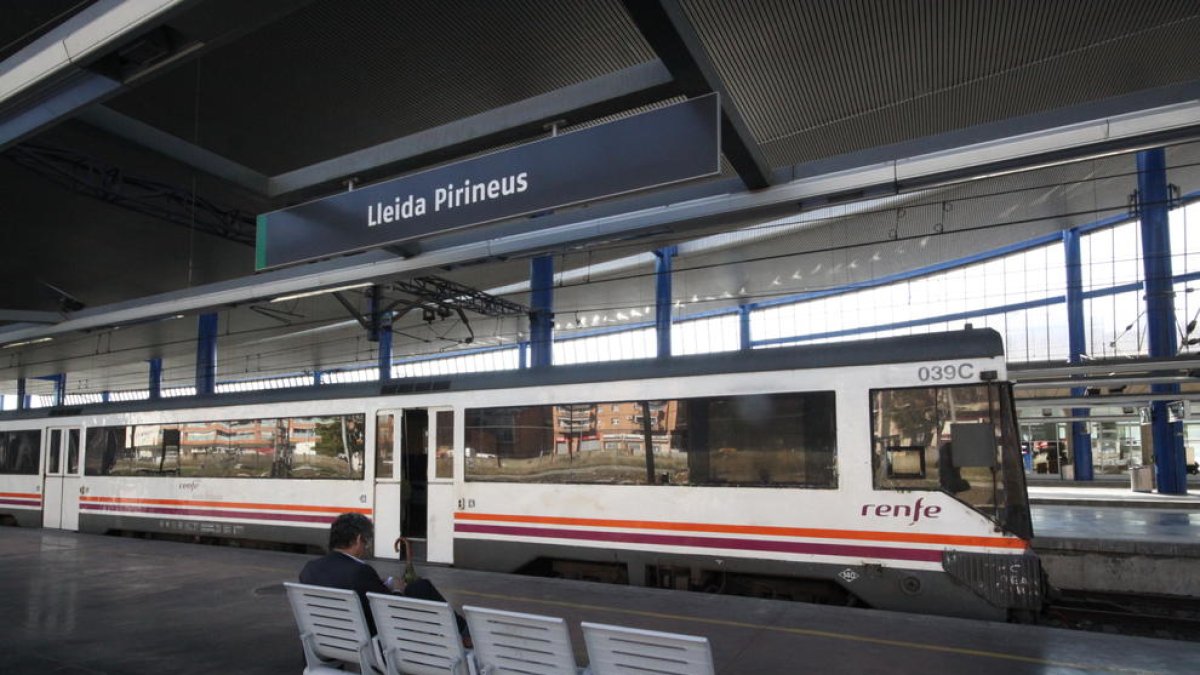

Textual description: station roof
[2,0,1200,392]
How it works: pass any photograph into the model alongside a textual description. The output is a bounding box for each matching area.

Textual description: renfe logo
[860,498,942,525]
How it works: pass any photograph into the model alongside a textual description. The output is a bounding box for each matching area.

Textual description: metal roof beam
[0,310,60,324]
[1010,354,1200,380]
[620,0,773,190]
[0,0,187,108]
[76,105,269,194]
[1,99,1197,346]
[0,0,317,154]
[1013,375,1199,390]
[789,79,1200,182]
[1017,393,1200,408]
[268,60,678,199]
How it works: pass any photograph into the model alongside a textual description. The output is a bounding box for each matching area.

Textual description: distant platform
[1,528,1198,674]
[1031,498,1200,598]
[1029,485,1200,510]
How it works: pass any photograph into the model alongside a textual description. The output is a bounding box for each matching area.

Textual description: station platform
[1,527,1197,674]
[1030,489,1200,598]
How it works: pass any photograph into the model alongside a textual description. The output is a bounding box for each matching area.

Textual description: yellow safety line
[452,589,1162,674]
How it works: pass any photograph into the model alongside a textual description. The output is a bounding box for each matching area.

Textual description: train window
[680,393,838,488]
[435,411,454,479]
[85,427,127,475]
[0,431,41,475]
[66,429,80,474]
[871,384,1031,536]
[376,413,395,479]
[48,430,62,474]
[464,392,837,488]
[465,401,656,484]
[84,415,366,479]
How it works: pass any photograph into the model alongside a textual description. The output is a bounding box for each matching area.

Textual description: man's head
[329,512,374,554]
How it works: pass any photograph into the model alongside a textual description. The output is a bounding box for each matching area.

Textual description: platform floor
[1033,504,1200,549]
[1,527,1197,674]
[1029,485,1200,510]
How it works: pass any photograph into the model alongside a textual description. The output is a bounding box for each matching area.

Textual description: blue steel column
[196,313,218,396]
[369,285,393,381]
[148,358,163,401]
[1063,229,1093,480]
[16,378,26,410]
[377,316,393,382]
[738,305,752,350]
[1138,148,1187,494]
[654,247,677,358]
[51,373,66,407]
[530,256,554,368]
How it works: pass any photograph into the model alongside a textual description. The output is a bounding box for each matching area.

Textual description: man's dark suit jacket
[299,551,390,634]
[298,551,455,636]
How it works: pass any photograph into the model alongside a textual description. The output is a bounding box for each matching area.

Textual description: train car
[0,328,1042,620]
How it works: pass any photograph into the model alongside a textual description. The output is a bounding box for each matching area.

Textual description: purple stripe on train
[455,523,944,563]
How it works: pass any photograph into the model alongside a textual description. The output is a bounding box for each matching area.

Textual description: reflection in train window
[376,413,395,480]
[0,431,42,475]
[871,384,1031,536]
[435,410,454,479]
[84,414,365,479]
[464,392,837,488]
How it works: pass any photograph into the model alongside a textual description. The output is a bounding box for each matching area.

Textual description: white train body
[0,329,1041,619]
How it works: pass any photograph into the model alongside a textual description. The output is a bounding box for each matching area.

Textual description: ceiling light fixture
[270,282,372,303]
[2,337,53,349]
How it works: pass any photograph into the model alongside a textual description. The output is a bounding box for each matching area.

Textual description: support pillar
[148,358,163,401]
[312,371,322,387]
[101,391,110,403]
[377,318,393,381]
[1063,228,1093,480]
[530,256,554,368]
[738,305,752,350]
[518,341,528,370]
[369,285,393,381]
[49,374,66,407]
[196,313,218,396]
[654,246,676,358]
[1137,148,1187,494]
[16,378,26,411]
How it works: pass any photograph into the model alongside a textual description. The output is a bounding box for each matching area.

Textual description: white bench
[284,582,381,674]
[463,605,585,675]
[367,592,475,675]
[581,621,715,675]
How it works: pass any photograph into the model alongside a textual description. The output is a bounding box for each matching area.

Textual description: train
[0,327,1044,620]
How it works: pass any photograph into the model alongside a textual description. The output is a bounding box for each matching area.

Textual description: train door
[399,409,429,545]
[425,408,455,564]
[42,427,81,530]
[373,410,402,558]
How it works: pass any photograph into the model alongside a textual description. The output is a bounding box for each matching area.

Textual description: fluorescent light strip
[270,283,372,303]
[2,337,53,349]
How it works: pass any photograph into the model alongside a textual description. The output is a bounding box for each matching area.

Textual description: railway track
[1044,591,1200,641]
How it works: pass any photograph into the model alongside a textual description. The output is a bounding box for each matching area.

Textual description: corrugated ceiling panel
[682,0,1200,168]
[107,0,655,174]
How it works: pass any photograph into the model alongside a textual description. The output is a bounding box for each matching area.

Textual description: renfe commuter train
[0,328,1044,620]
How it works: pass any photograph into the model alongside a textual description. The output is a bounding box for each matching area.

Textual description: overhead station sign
[256,95,721,270]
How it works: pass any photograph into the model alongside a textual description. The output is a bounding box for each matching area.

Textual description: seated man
[300,512,467,640]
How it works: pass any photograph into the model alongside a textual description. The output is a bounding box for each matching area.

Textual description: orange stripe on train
[454,512,1028,550]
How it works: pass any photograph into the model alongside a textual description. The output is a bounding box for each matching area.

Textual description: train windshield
[870,383,1032,538]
